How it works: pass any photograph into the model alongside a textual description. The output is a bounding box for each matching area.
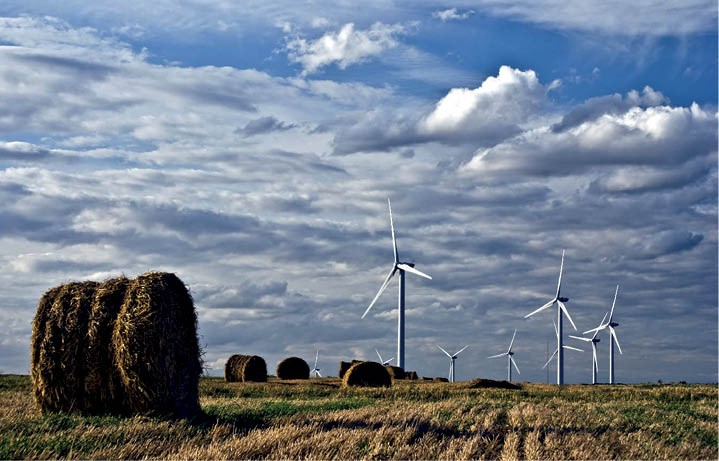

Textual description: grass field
[1,374,716,459]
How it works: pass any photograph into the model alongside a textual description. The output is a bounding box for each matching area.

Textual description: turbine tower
[524,249,577,385]
[585,285,622,384]
[570,312,607,384]
[362,198,432,370]
[488,329,521,382]
[311,349,321,378]
[437,345,469,382]
[544,319,583,371]
[375,348,394,366]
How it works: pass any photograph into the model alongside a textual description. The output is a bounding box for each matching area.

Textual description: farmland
[0,374,716,459]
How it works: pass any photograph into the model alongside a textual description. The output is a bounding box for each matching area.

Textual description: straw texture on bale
[113,272,202,417]
[31,282,99,412]
[338,359,363,379]
[85,276,130,414]
[31,272,202,417]
[384,365,405,380]
[225,354,267,382]
[276,357,309,380]
[342,361,392,388]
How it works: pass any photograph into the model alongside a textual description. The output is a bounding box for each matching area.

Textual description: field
[0,374,716,459]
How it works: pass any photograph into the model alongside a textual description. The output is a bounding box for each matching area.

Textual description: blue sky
[0,1,716,384]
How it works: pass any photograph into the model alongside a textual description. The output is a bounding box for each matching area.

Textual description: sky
[0,1,716,384]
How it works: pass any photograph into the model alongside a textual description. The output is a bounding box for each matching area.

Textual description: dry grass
[1,375,716,459]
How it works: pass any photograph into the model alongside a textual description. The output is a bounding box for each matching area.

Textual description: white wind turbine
[375,348,394,366]
[543,319,583,371]
[524,250,578,385]
[570,312,608,384]
[362,198,432,370]
[437,345,469,383]
[311,349,321,378]
[488,329,520,382]
[584,285,622,384]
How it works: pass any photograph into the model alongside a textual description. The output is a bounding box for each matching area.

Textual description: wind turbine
[524,250,577,385]
[375,348,394,366]
[543,319,584,371]
[311,349,321,378]
[584,285,622,384]
[570,312,608,384]
[362,198,432,370]
[437,345,469,383]
[488,329,521,382]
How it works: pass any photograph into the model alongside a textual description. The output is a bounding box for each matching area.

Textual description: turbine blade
[592,313,609,339]
[553,319,558,338]
[375,348,383,363]
[610,326,623,354]
[563,345,584,352]
[558,300,577,331]
[525,299,555,318]
[569,335,591,342]
[508,329,517,351]
[361,267,396,318]
[388,198,398,264]
[397,263,432,280]
[584,323,607,335]
[592,343,598,371]
[385,357,394,365]
[317,370,322,378]
[543,349,558,369]
[511,356,521,375]
[454,345,469,356]
[314,349,319,369]
[487,353,506,359]
[608,284,619,323]
[437,345,452,358]
[555,249,565,299]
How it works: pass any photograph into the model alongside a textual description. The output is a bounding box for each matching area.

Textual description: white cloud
[432,8,475,22]
[286,22,408,75]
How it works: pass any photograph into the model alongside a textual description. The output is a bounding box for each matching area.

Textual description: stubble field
[0,374,716,459]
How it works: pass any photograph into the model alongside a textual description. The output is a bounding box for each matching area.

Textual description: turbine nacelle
[558,296,569,303]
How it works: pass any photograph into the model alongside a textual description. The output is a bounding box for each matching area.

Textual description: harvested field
[0,375,716,459]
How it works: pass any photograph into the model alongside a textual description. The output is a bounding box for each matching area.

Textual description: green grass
[1,375,716,459]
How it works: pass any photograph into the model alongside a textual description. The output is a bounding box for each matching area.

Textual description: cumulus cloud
[432,8,475,21]
[286,22,408,75]
[236,116,297,137]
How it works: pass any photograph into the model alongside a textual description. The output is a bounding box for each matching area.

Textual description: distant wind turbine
[375,348,394,366]
[524,249,577,385]
[570,312,608,384]
[362,198,432,370]
[437,345,469,382]
[311,349,321,378]
[543,319,584,370]
[488,329,521,382]
[584,285,623,384]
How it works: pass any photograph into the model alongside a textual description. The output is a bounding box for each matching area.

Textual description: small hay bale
[434,377,449,382]
[465,378,521,390]
[342,361,392,388]
[31,281,99,412]
[339,359,363,379]
[225,354,267,382]
[113,272,202,417]
[422,377,432,381]
[384,365,405,380]
[405,370,418,380]
[276,357,309,380]
[84,276,130,414]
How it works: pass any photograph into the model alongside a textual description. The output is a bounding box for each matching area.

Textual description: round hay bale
[434,377,449,382]
[276,357,309,380]
[84,276,130,414]
[342,361,392,388]
[384,365,405,380]
[405,370,419,380]
[225,354,267,382]
[31,281,99,412]
[113,272,202,417]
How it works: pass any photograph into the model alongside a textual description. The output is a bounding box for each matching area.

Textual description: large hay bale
[113,272,202,417]
[277,357,309,380]
[384,365,405,380]
[465,378,521,390]
[31,281,99,412]
[342,361,392,388]
[84,276,130,413]
[339,359,363,379]
[225,354,267,382]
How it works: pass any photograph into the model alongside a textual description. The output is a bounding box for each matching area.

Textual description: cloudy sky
[0,1,716,384]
